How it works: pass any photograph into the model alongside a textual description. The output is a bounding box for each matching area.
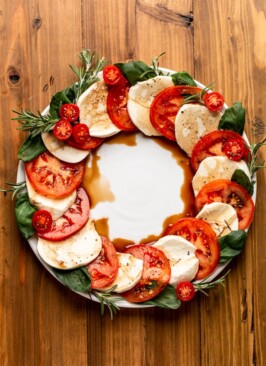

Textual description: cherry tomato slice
[150,85,202,141]
[165,218,220,280]
[53,119,73,141]
[25,151,85,199]
[72,123,90,144]
[121,244,171,303]
[32,209,52,234]
[38,187,89,241]
[204,92,224,112]
[195,179,255,230]
[107,78,138,131]
[191,130,248,171]
[224,139,245,161]
[87,237,119,289]
[59,103,80,122]
[65,134,104,150]
[103,65,123,85]
[176,281,195,302]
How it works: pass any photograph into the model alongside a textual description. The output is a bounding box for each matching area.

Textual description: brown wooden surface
[0,1,266,365]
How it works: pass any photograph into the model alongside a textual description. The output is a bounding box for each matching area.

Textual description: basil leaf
[115,61,157,85]
[144,285,181,309]
[219,230,247,263]
[53,266,91,292]
[49,87,75,118]
[218,101,245,135]
[15,193,36,239]
[171,71,197,86]
[18,134,47,162]
[231,169,254,196]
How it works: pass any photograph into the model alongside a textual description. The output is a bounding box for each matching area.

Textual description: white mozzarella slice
[127,76,174,136]
[77,80,120,138]
[26,176,77,221]
[37,220,102,270]
[153,235,199,287]
[192,156,251,196]
[175,104,223,156]
[41,132,90,163]
[196,202,238,237]
[99,253,144,293]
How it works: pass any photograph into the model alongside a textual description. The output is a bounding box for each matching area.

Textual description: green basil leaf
[15,193,36,239]
[231,169,254,196]
[115,61,157,85]
[49,87,75,118]
[144,285,181,309]
[18,134,47,162]
[218,230,247,263]
[218,101,245,135]
[171,71,197,86]
[53,266,91,292]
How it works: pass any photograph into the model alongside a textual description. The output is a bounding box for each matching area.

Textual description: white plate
[17,68,256,309]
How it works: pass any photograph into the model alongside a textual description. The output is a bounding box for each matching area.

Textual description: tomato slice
[165,218,220,280]
[53,119,73,141]
[25,151,85,199]
[37,187,89,241]
[224,139,245,161]
[195,179,255,230]
[87,237,119,289]
[176,281,195,302]
[150,85,202,141]
[72,123,90,144]
[191,130,248,171]
[65,134,104,150]
[103,65,123,86]
[204,92,224,112]
[121,244,171,303]
[32,209,52,234]
[107,78,138,131]
[59,103,80,122]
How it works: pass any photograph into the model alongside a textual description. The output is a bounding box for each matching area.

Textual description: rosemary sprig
[91,287,120,319]
[193,270,230,296]
[0,181,26,200]
[182,82,215,105]
[247,138,266,177]
[13,110,59,138]
[69,49,107,101]
[140,52,165,79]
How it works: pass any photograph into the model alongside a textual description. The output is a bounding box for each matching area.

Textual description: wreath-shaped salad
[2,50,265,318]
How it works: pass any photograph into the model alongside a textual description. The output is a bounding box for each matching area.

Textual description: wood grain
[0,1,265,365]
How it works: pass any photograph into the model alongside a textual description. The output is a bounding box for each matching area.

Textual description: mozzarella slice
[99,253,144,293]
[77,80,120,138]
[127,76,174,136]
[37,220,102,270]
[26,176,77,221]
[175,104,223,156]
[192,156,251,196]
[196,202,238,237]
[153,235,199,287]
[41,132,90,163]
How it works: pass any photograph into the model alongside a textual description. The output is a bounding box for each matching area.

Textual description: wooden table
[1,1,265,365]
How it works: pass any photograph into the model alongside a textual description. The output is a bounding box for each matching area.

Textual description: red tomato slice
[32,209,52,234]
[165,218,220,280]
[103,65,123,85]
[59,103,80,122]
[224,139,245,161]
[37,187,90,241]
[121,244,171,303]
[25,151,85,199]
[107,78,138,131]
[191,130,248,171]
[65,134,104,150]
[53,119,73,141]
[150,85,202,141]
[195,179,255,230]
[176,281,195,302]
[204,92,224,112]
[87,237,119,289]
[72,123,90,144]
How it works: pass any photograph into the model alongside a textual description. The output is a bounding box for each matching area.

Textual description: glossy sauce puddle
[83,132,195,250]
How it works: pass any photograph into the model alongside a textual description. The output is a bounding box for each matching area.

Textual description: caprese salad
[3,50,265,318]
